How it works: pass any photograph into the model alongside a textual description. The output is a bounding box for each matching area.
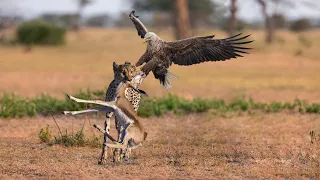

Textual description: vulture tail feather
[159,71,178,90]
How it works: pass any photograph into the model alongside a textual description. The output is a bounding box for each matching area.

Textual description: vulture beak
[142,38,147,43]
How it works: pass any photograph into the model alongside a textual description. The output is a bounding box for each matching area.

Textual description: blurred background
[1,0,320,102]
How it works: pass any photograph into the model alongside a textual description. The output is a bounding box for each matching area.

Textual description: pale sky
[1,0,320,21]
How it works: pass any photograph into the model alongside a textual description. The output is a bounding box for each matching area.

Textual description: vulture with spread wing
[129,10,253,89]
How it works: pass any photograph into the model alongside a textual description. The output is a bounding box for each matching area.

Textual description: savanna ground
[0,28,320,179]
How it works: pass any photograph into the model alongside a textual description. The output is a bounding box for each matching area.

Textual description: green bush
[0,93,36,118]
[1,90,320,118]
[38,125,52,143]
[52,128,100,148]
[38,123,102,148]
[16,20,66,45]
[228,97,249,111]
[53,129,86,147]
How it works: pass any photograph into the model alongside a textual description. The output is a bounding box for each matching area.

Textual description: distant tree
[187,0,215,28]
[85,14,109,27]
[0,0,16,43]
[152,12,171,27]
[60,14,79,28]
[75,0,93,30]
[41,13,79,28]
[229,0,237,35]
[41,14,60,24]
[272,13,286,29]
[290,18,312,32]
[256,0,274,43]
[116,12,136,27]
[0,16,10,43]
[255,0,319,43]
[218,16,248,33]
[132,0,215,39]
[174,0,191,39]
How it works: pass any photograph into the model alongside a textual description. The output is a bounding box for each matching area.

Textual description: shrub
[137,97,156,117]
[86,135,101,148]
[266,102,283,113]
[218,18,248,33]
[290,18,312,32]
[38,125,52,143]
[228,97,249,111]
[50,128,101,148]
[16,20,66,45]
[0,93,36,118]
[305,103,320,113]
[1,90,320,118]
[272,14,287,29]
[54,129,85,147]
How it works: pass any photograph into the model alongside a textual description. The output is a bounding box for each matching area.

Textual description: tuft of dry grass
[0,113,319,179]
[0,28,320,102]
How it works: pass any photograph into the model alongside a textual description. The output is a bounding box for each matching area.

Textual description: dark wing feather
[140,58,159,75]
[164,33,253,66]
[129,10,148,38]
[136,51,152,66]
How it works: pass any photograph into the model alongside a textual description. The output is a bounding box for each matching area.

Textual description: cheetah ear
[113,62,119,70]
[138,89,148,96]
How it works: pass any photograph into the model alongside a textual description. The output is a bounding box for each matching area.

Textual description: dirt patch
[0,113,319,179]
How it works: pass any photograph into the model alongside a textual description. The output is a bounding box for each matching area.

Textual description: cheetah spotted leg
[122,145,132,160]
[113,120,123,163]
[113,123,131,163]
[98,112,113,165]
[94,124,127,150]
[65,95,117,164]
[93,115,126,163]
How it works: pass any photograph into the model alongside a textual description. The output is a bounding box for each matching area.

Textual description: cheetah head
[113,61,142,82]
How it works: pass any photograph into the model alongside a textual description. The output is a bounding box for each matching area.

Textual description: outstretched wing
[164,33,253,66]
[129,10,148,39]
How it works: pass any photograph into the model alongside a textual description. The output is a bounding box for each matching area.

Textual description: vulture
[129,10,253,89]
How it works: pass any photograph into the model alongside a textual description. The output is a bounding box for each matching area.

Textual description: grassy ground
[1,28,320,179]
[0,28,320,102]
[0,113,319,179]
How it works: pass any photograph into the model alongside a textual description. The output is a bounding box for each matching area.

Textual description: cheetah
[64,70,147,163]
[103,62,147,163]
[64,71,148,163]
[64,61,146,164]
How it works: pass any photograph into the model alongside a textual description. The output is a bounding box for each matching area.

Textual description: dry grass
[0,113,319,179]
[1,28,320,102]
[1,28,320,179]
